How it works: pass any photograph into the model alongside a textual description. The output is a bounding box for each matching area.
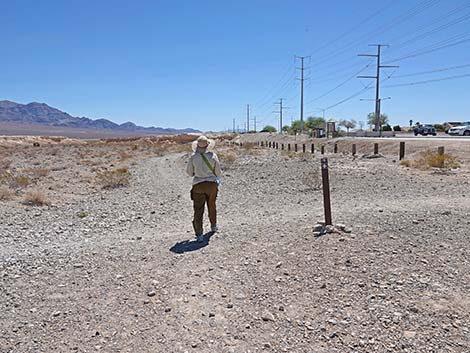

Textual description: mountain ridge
[0,100,200,135]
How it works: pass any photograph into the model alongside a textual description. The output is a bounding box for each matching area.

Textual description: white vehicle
[448,122,470,136]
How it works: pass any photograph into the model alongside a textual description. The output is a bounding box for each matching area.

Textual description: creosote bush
[400,150,460,170]
[23,191,49,206]
[0,171,31,189]
[217,150,237,168]
[96,167,131,189]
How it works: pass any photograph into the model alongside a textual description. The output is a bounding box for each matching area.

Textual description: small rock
[403,331,416,338]
[335,223,346,231]
[52,311,61,317]
[147,290,156,297]
[261,311,275,322]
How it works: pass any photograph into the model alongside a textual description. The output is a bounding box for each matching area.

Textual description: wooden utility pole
[295,56,309,133]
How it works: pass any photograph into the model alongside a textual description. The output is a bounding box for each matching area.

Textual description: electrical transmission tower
[358,44,398,133]
[274,98,287,133]
[246,104,250,133]
[295,56,310,133]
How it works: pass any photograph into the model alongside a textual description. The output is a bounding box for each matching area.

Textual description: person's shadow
[169,231,215,254]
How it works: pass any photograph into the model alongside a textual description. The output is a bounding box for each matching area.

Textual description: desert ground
[1,134,469,353]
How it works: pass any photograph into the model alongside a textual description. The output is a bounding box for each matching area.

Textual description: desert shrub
[23,191,49,206]
[217,150,237,168]
[77,211,88,218]
[382,124,392,132]
[0,171,31,188]
[96,167,131,189]
[0,187,14,201]
[401,151,460,170]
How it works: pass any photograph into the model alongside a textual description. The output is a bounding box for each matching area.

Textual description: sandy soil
[1,136,469,352]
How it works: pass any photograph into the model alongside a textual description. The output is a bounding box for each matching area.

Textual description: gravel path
[1,147,469,352]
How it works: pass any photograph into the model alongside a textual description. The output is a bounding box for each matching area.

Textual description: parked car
[413,124,437,136]
[448,122,470,136]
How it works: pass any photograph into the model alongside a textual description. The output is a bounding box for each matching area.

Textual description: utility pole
[358,44,398,134]
[253,116,257,132]
[232,118,236,133]
[295,56,309,133]
[274,98,287,133]
[246,104,250,133]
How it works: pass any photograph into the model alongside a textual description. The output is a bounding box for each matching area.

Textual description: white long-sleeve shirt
[186,149,222,185]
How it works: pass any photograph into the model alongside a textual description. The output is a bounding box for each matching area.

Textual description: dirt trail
[1,148,470,352]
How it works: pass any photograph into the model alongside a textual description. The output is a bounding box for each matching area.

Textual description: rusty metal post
[321,145,325,154]
[281,143,284,150]
[303,144,306,153]
[352,144,356,156]
[276,142,279,149]
[288,143,291,151]
[261,141,264,147]
[334,143,338,153]
[399,142,405,160]
[321,158,332,226]
[311,144,314,154]
[295,144,298,152]
[374,143,379,155]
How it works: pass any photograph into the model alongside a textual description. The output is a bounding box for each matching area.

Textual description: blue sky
[2,0,470,131]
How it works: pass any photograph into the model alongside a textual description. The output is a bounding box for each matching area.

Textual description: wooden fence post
[321,145,325,154]
[311,144,314,154]
[295,144,298,152]
[374,143,379,155]
[352,144,356,156]
[288,144,291,151]
[303,144,306,153]
[334,143,338,153]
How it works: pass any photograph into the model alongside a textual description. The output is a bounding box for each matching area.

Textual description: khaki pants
[191,181,218,235]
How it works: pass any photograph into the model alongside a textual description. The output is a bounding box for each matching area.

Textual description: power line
[383,73,470,87]
[392,64,470,78]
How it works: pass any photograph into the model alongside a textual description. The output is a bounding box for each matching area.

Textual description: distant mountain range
[0,100,200,135]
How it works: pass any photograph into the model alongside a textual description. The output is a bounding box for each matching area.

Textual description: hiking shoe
[211,224,218,233]
[196,234,204,243]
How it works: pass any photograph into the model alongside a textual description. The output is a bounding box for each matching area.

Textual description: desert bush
[401,151,460,170]
[96,167,131,189]
[217,150,237,168]
[0,171,31,188]
[301,169,321,190]
[0,187,14,201]
[23,191,49,206]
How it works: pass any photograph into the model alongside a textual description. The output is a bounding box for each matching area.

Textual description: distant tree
[367,112,389,130]
[382,124,392,132]
[305,116,326,130]
[339,119,357,132]
[261,125,276,133]
[358,121,365,130]
[282,125,290,132]
[393,125,402,132]
[290,120,302,134]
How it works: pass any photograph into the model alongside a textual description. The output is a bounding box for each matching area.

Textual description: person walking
[186,136,222,242]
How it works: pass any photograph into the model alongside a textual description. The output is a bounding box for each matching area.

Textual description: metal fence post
[352,144,356,156]
[374,143,379,155]
[311,144,314,154]
[321,158,332,226]
[399,142,405,160]
[334,143,338,153]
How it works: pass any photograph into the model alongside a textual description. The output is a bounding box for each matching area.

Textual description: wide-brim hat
[192,135,215,152]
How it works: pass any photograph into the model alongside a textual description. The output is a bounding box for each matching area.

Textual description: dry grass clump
[217,150,237,168]
[0,187,14,201]
[119,151,133,161]
[0,158,12,172]
[400,150,460,170]
[23,191,49,206]
[0,171,31,188]
[96,167,131,189]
